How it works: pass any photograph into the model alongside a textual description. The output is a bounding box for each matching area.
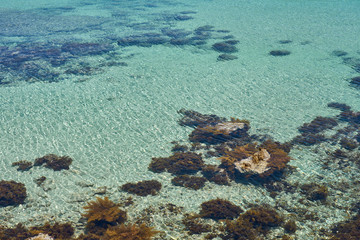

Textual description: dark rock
[332,50,348,57]
[222,35,235,39]
[343,57,360,73]
[224,40,239,45]
[327,102,351,111]
[174,15,193,21]
[217,30,231,33]
[61,42,113,56]
[170,38,192,45]
[217,54,238,61]
[292,133,327,146]
[195,25,214,32]
[298,116,338,134]
[212,41,238,53]
[269,50,291,56]
[350,76,360,86]
[117,36,146,47]
[279,40,292,44]
[161,28,192,38]
[177,109,226,127]
[179,11,197,14]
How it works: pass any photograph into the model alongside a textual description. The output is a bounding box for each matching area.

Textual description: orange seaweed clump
[103,223,159,240]
[83,197,127,226]
[29,222,74,239]
[0,223,33,240]
[259,140,291,177]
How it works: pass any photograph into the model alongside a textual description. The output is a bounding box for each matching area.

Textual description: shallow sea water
[1,0,360,239]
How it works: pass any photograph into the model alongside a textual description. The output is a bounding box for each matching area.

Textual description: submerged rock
[217,54,238,61]
[269,50,291,56]
[332,50,348,57]
[212,41,238,53]
[189,120,250,144]
[234,148,271,175]
[350,76,360,87]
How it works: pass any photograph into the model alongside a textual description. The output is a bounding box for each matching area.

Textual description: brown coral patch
[121,180,162,196]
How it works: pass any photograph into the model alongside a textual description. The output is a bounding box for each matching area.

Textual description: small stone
[94,186,107,195]
[350,76,360,86]
[217,54,238,61]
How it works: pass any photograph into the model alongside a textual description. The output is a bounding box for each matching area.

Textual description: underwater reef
[2,106,360,239]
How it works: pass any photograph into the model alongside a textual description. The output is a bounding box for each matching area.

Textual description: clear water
[1,0,360,239]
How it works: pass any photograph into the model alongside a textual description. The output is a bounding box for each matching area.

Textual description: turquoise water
[1,0,360,239]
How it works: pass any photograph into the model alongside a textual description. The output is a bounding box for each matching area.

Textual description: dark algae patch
[0,180,27,207]
[269,50,291,56]
[171,175,207,190]
[34,154,73,171]
[199,198,243,220]
[120,180,162,196]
